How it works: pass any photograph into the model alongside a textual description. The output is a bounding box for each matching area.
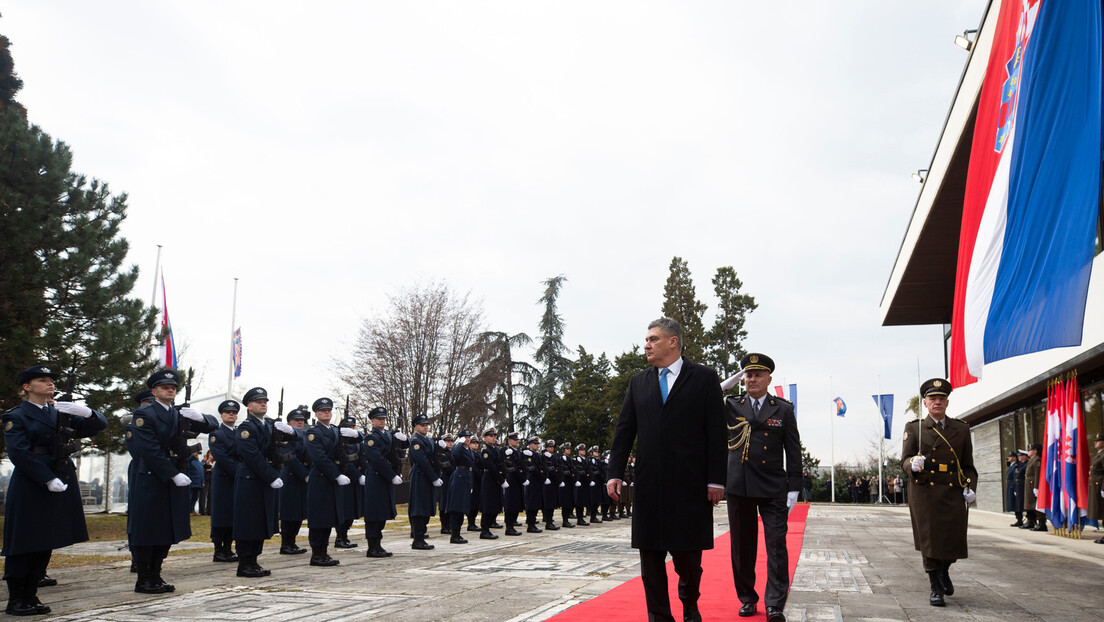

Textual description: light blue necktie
[660,368,670,404]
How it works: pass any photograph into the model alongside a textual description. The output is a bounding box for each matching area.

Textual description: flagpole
[830,375,835,503]
[226,277,238,400]
[877,375,884,504]
[149,245,163,362]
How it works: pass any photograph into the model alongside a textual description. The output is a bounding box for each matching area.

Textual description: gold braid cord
[728,420,752,462]
[930,426,971,489]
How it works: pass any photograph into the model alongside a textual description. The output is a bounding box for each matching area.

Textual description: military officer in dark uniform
[232,387,293,577]
[444,430,476,544]
[435,434,455,534]
[902,378,977,607]
[304,397,353,567]
[599,449,615,521]
[586,445,603,523]
[522,435,545,533]
[3,365,107,615]
[572,443,591,525]
[208,399,241,563]
[540,439,561,530]
[558,441,577,528]
[466,435,483,531]
[501,431,525,536]
[478,428,506,539]
[725,353,802,622]
[407,414,443,550]
[334,407,364,550]
[277,406,310,554]
[361,407,401,557]
[1022,444,1044,531]
[1003,451,1020,524]
[1009,450,1026,526]
[125,369,219,594]
[1088,434,1104,543]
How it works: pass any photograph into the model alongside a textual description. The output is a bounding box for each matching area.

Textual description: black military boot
[213,539,238,562]
[939,566,954,596]
[134,563,172,594]
[544,521,560,531]
[412,537,434,550]
[309,547,340,567]
[1020,516,1035,529]
[151,557,175,592]
[21,578,50,615]
[5,578,36,616]
[449,520,469,544]
[467,519,480,532]
[927,571,945,607]
[365,539,389,558]
[236,556,271,578]
[526,520,543,534]
[280,533,307,555]
[576,514,589,526]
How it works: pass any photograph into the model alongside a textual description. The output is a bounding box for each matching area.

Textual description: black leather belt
[455,466,471,471]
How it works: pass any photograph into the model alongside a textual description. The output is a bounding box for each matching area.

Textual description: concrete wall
[971,420,1004,513]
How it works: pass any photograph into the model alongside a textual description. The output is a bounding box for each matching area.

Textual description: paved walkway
[23,504,1104,620]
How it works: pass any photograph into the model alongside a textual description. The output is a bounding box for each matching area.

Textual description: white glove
[339,427,359,438]
[505,448,513,456]
[575,481,581,487]
[910,455,926,472]
[270,477,284,489]
[786,491,799,512]
[179,407,205,422]
[963,488,976,504]
[171,473,192,487]
[720,369,746,391]
[544,478,551,485]
[336,474,351,486]
[359,475,366,485]
[543,451,552,458]
[1100,490,1103,499]
[433,478,443,487]
[522,449,533,456]
[523,480,529,486]
[46,478,68,492]
[604,458,609,463]
[1034,488,1039,497]
[589,481,596,487]
[438,439,447,449]
[394,432,408,441]
[274,421,294,434]
[501,481,510,489]
[559,482,565,488]
[392,475,402,485]
[55,401,92,418]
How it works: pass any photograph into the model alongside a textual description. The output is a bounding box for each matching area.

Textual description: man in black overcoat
[607,318,726,622]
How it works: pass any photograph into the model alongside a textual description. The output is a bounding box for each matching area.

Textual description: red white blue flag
[950,0,1102,387]
[159,273,178,369]
[1038,375,1098,529]
[232,327,242,378]
[834,397,846,417]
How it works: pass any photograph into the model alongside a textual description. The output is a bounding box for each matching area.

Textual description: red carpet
[549,504,809,621]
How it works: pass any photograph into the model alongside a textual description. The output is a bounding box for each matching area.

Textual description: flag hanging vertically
[834,397,846,417]
[950,0,1102,387]
[773,385,784,398]
[232,327,243,378]
[872,394,894,440]
[789,383,798,418]
[1039,379,1064,526]
[159,272,178,369]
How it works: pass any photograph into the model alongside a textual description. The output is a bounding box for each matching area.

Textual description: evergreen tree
[544,347,612,448]
[705,266,757,377]
[0,34,157,456]
[529,275,573,429]
[475,331,538,434]
[600,346,649,446]
[661,257,707,362]
[800,441,821,473]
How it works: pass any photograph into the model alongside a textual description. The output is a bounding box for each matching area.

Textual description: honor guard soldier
[208,400,241,563]
[478,428,506,539]
[586,446,603,523]
[304,398,354,567]
[723,353,802,622]
[501,431,525,536]
[1089,434,1104,543]
[522,436,546,533]
[407,414,443,549]
[902,378,978,607]
[1021,444,1045,532]
[573,443,591,525]
[599,449,615,521]
[3,365,107,616]
[444,430,476,544]
[540,439,561,530]
[435,434,456,534]
[466,435,483,531]
[278,406,311,554]
[232,387,295,577]
[126,369,219,594]
[558,441,577,527]
[361,407,402,557]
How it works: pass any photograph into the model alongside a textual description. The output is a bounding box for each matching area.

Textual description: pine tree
[475,331,538,434]
[600,346,649,446]
[529,275,573,429]
[705,266,757,377]
[544,347,612,448]
[661,257,707,362]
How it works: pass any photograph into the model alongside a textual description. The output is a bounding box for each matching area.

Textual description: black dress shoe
[491,522,504,529]
[576,518,589,526]
[412,540,435,550]
[766,606,786,622]
[450,535,468,544]
[738,602,756,617]
[479,531,499,540]
[562,521,575,528]
[36,575,57,588]
[212,549,239,562]
[505,528,522,536]
[310,554,340,566]
[544,523,560,531]
[5,599,38,616]
[467,525,481,532]
[527,525,543,533]
[930,589,945,607]
[279,545,307,555]
[683,604,701,622]
[237,564,271,578]
[440,526,450,534]
[1095,536,1104,544]
[1032,524,1048,532]
[134,579,173,594]
[1010,520,1024,527]
[334,539,358,549]
[1019,522,1033,529]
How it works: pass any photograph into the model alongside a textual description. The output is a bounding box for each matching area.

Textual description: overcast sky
[3,1,988,466]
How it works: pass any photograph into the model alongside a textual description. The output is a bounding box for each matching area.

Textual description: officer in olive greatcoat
[902,378,978,607]
[208,399,241,563]
[304,397,354,567]
[1089,433,1104,543]
[3,365,107,615]
[361,407,402,557]
[407,414,443,550]
[444,430,476,544]
[1022,444,1044,532]
[125,369,219,594]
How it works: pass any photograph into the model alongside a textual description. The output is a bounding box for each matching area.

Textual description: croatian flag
[949,0,1102,387]
[834,397,846,417]
[232,327,243,378]
[159,273,178,369]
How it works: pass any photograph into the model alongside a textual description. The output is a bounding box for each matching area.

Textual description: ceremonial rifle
[51,369,82,481]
